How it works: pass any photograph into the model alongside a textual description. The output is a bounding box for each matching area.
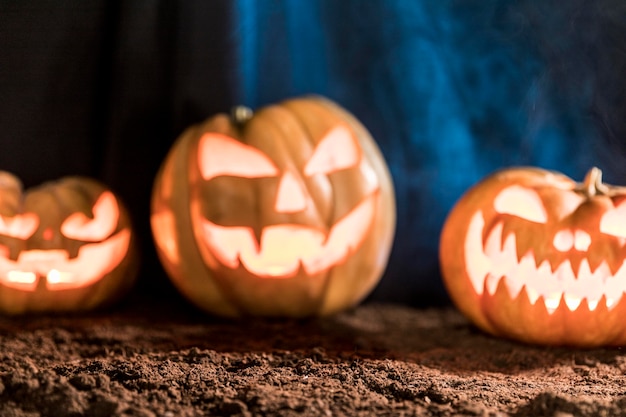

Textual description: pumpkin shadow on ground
[321,303,626,375]
[0,295,622,376]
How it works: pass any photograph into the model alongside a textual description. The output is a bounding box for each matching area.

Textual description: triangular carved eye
[493,185,547,223]
[198,133,279,181]
[600,200,626,238]
[61,191,119,242]
[0,213,39,239]
[304,126,361,176]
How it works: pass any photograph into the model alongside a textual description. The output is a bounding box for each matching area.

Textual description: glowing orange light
[601,200,626,239]
[274,172,307,213]
[0,190,131,291]
[304,126,361,176]
[150,210,180,266]
[200,192,377,278]
[42,227,54,241]
[0,229,131,291]
[198,133,279,181]
[191,124,374,278]
[5,270,37,291]
[0,212,39,239]
[61,191,119,241]
[465,211,626,315]
[493,186,547,223]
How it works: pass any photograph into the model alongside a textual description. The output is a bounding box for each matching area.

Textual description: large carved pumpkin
[0,172,137,314]
[151,96,396,317]
[440,167,626,347]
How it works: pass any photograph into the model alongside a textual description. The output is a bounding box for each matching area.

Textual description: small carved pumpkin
[151,96,396,317]
[440,167,626,346]
[0,172,137,314]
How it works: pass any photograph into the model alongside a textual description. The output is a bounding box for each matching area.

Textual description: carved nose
[553,229,591,252]
[274,172,307,213]
[42,227,54,241]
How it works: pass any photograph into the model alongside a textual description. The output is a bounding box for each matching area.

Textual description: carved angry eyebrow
[304,126,361,176]
[60,191,119,241]
[493,186,547,223]
[197,133,279,181]
[0,213,39,240]
[600,199,626,239]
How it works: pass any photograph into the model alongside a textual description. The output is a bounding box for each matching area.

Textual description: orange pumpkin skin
[0,173,138,315]
[151,96,396,317]
[440,167,626,347]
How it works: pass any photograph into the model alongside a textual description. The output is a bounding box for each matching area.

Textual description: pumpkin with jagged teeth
[151,96,396,318]
[440,167,626,347]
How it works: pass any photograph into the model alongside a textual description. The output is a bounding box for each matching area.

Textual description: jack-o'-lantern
[0,172,137,314]
[440,166,626,347]
[151,96,395,317]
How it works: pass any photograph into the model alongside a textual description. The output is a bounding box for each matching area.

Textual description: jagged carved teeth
[465,212,626,314]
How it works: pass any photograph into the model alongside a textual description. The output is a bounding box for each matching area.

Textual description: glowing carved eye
[304,126,361,176]
[494,186,547,223]
[198,133,279,181]
[600,200,626,238]
[0,213,39,240]
[60,191,119,241]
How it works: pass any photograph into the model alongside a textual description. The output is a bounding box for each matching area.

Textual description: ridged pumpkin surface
[151,96,396,317]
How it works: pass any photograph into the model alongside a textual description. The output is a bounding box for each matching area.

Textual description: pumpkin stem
[0,171,23,216]
[0,171,22,193]
[230,106,254,127]
[582,167,609,196]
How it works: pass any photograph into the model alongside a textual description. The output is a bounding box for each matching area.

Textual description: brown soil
[1,296,625,417]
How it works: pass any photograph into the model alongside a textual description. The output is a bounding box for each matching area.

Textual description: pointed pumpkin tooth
[615,261,626,289]
[530,260,551,293]
[577,258,592,282]
[543,294,562,314]
[502,233,518,262]
[564,294,582,312]
[466,213,492,295]
[606,257,623,277]
[504,274,524,300]
[587,299,600,311]
[484,222,503,256]
[587,253,607,276]
[485,273,501,296]
[533,250,551,269]
[602,265,622,298]
[66,243,81,260]
[569,256,584,280]
[595,261,615,286]
[9,245,22,261]
[606,293,623,310]
[525,286,541,305]
[554,260,575,285]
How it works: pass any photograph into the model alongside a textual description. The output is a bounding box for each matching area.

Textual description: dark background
[1,1,625,308]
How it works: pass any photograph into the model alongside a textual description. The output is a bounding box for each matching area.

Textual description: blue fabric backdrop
[229,0,626,304]
[1,1,625,306]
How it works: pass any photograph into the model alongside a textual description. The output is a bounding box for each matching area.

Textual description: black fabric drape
[0,1,237,300]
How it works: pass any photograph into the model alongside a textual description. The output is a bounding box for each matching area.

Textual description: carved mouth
[199,193,378,278]
[465,212,626,314]
[0,229,131,291]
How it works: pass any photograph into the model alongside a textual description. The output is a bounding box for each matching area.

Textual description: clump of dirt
[0,296,625,416]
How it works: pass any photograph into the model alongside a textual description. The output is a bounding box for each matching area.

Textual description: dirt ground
[1,294,626,417]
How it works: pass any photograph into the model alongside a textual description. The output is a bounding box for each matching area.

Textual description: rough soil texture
[1,296,626,417]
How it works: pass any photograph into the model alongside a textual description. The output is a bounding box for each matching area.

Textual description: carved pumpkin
[440,166,626,346]
[0,172,137,314]
[151,96,396,317]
